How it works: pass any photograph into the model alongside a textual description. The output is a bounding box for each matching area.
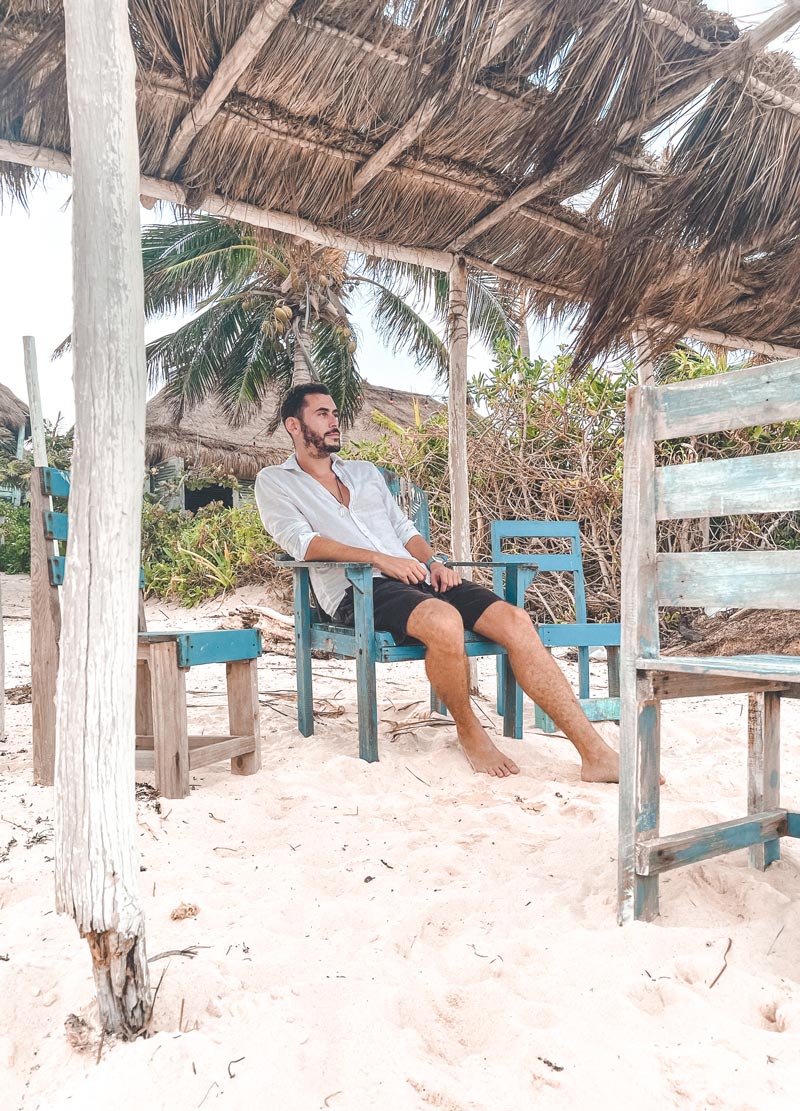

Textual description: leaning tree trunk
[55,0,151,1036]
[292,320,314,384]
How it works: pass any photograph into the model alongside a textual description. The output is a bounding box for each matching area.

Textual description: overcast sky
[0,1,795,428]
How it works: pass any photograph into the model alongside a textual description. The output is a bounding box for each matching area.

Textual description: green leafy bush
[141,501,281,606]
[0,504,31,574]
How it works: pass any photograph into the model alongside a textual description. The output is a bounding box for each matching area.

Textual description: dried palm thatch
[145,379,443,480]
[3,1,800,362]
[0,382,30,447]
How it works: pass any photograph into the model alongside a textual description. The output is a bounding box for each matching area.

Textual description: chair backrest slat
[656,551,800,610]
[655,450,800,521]
[491,520,587,621]
[44,511,69,541]
[653,357,800,440]
[41,467,70,498]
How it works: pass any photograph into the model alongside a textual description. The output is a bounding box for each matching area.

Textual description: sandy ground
[2,572,800,1110]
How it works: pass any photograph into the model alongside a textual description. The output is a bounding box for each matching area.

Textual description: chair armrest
[279,559,376,570]
[447,561,539,572]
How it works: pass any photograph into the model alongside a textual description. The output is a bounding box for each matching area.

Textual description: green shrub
[141,501,280,606]
[0,504,31,574]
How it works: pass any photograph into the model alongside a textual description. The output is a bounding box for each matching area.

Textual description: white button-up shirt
[255,455,422,616]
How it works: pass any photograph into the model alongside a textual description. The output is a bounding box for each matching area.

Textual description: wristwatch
[425,554,449,569]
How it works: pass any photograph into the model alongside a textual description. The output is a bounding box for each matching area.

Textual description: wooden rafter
[3,137,798,362]
[342,3,531,203]
[446,0,800,252]
[159,0,295,177]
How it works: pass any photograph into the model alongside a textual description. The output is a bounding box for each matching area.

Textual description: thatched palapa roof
[4,2,800,361]
[0,381,30,443]
[145,380,443,480]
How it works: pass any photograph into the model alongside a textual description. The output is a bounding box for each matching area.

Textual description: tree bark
[293,321,315,383]
[447,256,478,692]
[57,0,151,1036]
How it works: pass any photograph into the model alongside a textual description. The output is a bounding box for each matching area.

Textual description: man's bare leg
[474,601,619,783]
[407,599,519,777]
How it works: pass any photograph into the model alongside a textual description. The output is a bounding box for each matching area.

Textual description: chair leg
[226,658,262,777]
[578,645,590,700]
[748,691,781,870]
[501,649,523,739]
[618,674,661,923]
[148,641,189,799]
[607,645,620,701]
[348,566,379,762]
[293,569,314,737]
[534,647,556,734]
[135,660,153,739]
[430,685,447,717]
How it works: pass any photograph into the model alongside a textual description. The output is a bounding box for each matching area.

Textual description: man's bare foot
[580,744,620,783]
[458,728,520,777]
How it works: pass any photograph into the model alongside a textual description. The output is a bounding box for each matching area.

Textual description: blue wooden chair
[30,466,263,799]
[283,471,537,762]
[491,520,621,738]
[618,358,800,923]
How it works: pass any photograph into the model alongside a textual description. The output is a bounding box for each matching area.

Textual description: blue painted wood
[635,809,789,875]
[538,623,621,648]
[41,467,70,498]
[44,511,68,541]
[787,812,800,838]
[655,450,800,521]
[48,555,146,591]
[347,564,379,763]
[501,565,523,739]
[292,567,314,737]
[748,691,781,870]
[633,698,661,920]
[653,357,800,441]
[138,629,261,667]
[657,550,800,610]
[638,654,800,682]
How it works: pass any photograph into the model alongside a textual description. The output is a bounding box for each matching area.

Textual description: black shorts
[330,576,502,644]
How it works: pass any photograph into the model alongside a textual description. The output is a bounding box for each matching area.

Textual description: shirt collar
[281,452,346,474]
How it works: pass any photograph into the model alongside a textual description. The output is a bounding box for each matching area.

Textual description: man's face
[292,393,341,455]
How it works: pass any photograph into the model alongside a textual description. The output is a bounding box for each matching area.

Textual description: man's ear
[284,416,299,437]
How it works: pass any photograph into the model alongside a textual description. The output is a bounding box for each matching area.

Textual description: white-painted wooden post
[447,256,478,691]
[23,336,48,467]
[57,0,151,1035]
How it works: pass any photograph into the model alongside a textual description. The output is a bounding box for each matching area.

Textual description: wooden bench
[284,471,537,762]
[31,466,263,799]
[491,520,620,737]
[618,357,800,923]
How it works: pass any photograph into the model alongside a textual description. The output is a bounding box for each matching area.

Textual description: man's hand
[374,553,428,583]
[429,561,462,593]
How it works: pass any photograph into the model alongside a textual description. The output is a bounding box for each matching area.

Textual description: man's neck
[295,447,337,479]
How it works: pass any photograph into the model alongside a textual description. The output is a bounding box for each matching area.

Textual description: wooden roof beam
[159,0,295,178]
[343,3,531,202]
[446,0,800,252]
[5,138,798,361]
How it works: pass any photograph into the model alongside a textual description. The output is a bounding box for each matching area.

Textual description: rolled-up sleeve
[376,474,420,546]
[255,469,319,559]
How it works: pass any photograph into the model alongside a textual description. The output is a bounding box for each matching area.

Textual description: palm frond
[311,321,363,428]
[359,277,448,379]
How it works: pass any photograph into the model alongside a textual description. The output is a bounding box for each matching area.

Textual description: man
[256,383,619,781]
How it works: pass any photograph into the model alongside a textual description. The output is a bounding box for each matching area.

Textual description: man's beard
[299,418,341,455]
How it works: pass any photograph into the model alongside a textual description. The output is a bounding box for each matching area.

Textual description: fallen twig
[405,766,430,787]
[227,1056,245,1079]
[767,924,785,956]
[708,937,732,989]
[148,946,206,963]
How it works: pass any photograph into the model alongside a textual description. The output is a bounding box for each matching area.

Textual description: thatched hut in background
[145,380,443,510]
[0,382,30,507]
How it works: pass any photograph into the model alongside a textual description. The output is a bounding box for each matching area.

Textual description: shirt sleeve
[372,467,421,546]
[255,469,319,560]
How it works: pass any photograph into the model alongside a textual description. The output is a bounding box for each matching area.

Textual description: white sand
[2,571,800,1110]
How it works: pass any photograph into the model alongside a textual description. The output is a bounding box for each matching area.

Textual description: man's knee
[408,600,465,647]
[498,602,541,646]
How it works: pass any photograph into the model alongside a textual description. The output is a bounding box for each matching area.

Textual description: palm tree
[140,215,518,427]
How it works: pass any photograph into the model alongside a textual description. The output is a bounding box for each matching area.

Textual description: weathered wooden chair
[491,520,620,737]
[30,466,263,799]
[618,358,800,923]
[284,471,537,761]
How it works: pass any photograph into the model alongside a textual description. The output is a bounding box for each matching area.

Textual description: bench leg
[748,691,781,870]
[148,641,190,799]
[293,570,314,737]
[227,658,262,776]
[619,676,661,923]
[135,660,153,738]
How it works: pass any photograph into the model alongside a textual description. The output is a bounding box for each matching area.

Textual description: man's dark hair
[280,383,334,426]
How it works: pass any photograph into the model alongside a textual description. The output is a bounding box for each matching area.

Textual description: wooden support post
[226,658,262,776]
[56,0,151,1036]
[632,328,655,386]
[748,691,781,869]
[447,256,478,694]
[618,386,661,924]
[135,661,153,739]
[30,469,61,784]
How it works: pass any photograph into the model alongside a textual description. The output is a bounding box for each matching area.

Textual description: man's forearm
[304,536,384,564]
[404,534,435,565]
